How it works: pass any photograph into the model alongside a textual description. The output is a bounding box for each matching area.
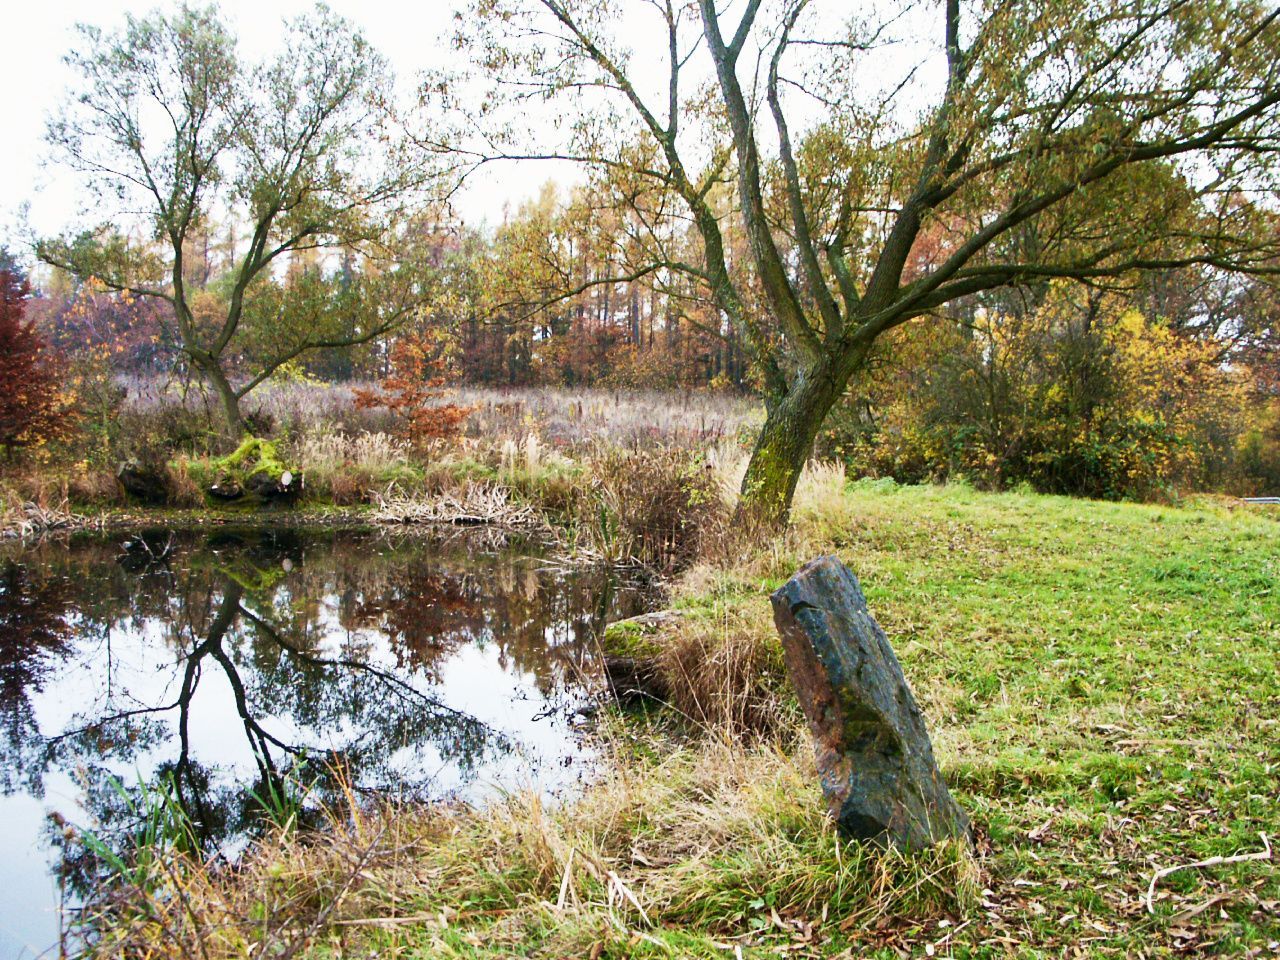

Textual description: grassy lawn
[82,481,1280,958]
[685,480,1280,957]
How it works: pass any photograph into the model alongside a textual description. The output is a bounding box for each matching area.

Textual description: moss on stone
[216,437,290,480]
[600,610,691,659]
[191,436,300,506]
[601,618,661,658]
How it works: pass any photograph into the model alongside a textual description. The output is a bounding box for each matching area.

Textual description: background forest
[2,0,1280,518]
[3,194,1279,510]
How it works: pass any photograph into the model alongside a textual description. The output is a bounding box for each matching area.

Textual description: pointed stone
[771,555,969,849]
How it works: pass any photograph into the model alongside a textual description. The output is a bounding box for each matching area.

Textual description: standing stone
[771,555,969,849]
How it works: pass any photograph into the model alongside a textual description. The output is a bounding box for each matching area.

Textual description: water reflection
[0,561,73,797]
[0,527,646,958]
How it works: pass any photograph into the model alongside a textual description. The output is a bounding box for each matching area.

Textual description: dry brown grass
[453,386,761,449]
[583,446,727,571]
[75,736,977,959]
[116,377,761,452]
[650,605,792,739]
[164,457,204,507]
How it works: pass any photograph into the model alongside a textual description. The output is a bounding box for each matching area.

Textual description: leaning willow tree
[451,0,1280,525]
[39,5,434,437]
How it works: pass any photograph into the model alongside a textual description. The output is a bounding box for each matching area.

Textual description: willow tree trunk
[194,357,246,439]
[738,365,846,528]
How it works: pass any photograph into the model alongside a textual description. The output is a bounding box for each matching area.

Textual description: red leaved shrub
[354,331,472,448]
[0,263,73,458]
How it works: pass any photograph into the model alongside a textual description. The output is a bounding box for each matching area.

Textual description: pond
[0,525,651,959]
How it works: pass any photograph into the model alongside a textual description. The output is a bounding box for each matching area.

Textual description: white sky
[0,0,570,260]
[1,1,944,266]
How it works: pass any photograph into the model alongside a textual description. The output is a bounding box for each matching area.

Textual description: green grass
[608,481,1280,956]
[78,481,1280,958]
[773,481,1279,955]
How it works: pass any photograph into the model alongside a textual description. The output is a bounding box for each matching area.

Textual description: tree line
[9,0,1280,521]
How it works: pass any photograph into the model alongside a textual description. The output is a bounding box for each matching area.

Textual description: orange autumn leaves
[354,330,473,447]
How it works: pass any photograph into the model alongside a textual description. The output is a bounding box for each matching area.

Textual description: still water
[0,526,648,958]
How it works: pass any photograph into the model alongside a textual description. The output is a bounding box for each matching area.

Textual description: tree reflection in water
[0,527,647,905]
[0,560,73,796]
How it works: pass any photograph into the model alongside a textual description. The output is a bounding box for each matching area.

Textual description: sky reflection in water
[0,526,647,959]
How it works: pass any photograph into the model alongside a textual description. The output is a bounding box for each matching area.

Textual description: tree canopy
[39,3,436,435]
[447,0,1280,523]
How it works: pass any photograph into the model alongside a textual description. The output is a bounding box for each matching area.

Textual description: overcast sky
[0,1,568,260]
[2,1,942,266]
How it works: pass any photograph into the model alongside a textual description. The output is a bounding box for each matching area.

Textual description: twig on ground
[1,499,87,540]
[1169,892,1235,923]
[1144,832,1272,914]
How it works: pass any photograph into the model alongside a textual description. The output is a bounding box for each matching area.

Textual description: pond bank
[56,479,1280,958]
[1,501,559,552]
[3,441,725,572]
[1,524,657,957]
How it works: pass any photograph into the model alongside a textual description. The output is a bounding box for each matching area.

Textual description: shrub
[1234,400,1280,495]
[584,447,726,571]
[354,331,473,447]
[0,258,73,457]
[834,289,1253,500]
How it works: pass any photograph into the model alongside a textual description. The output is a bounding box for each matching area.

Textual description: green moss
[166,436,301,507]
[215,436,291,480]
[601,618,661,658]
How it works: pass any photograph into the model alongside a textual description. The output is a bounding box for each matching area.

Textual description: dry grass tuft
[164,457,205,507]
[292,430,416,505]
[66,466,123,505]
[584,446,727,571]
[295,430,412,477]
[74,737,978,959]
[792,459,848,520]
[652,605,792,739]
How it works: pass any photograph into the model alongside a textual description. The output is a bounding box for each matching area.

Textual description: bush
[354,331,472,447]
[584,447,726,571]
[0,258,73,457]
[1234,400,1280,495]
[833,289,1254,500]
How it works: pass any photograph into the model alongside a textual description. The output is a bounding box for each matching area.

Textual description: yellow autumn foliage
[830,288,1258,500]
